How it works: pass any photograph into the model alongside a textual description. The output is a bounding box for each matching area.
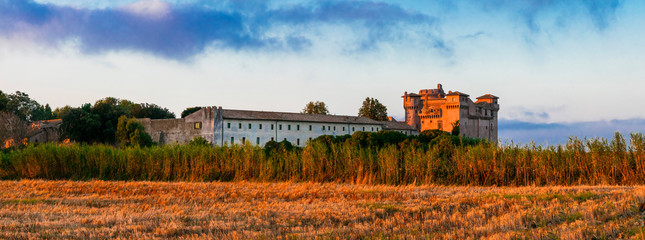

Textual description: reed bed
[1,132,645,186]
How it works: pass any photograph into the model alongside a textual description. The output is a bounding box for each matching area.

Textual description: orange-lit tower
[403,84,499,142]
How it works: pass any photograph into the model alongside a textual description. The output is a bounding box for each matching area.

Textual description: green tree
[59,97,175,144]
[53,105,73,119]
[59,104,102,143]
[451,120,460,136]
[189,136,210,147]
[358,97,388,121]
[116,115,153,148]
[301,101,329,115]
[4,91,53,122]
[181,107,201,118]
[130,103,175,119]
[0,90,8,112]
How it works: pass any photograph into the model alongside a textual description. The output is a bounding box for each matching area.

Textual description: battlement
[403,84,499,142]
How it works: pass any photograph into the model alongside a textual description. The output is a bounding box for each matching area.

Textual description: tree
[116,115,153,148]
[131,103,175,119]
[4,91,53,122]
[181,107,201,118]
[0,112,33,149]
[451,120,460,136]
[0,90,8,112]
[59,97,175,144]
[358,97,388,121]
[301,101,329,115]
[59,104,102,143]
[53,105,73,119]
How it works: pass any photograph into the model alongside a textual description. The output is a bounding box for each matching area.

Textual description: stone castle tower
[403,84,499,142]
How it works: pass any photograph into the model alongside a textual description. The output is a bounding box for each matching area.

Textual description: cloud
[473,0,623,34]
[0,0,448,60]
[121,0,171,20]
[499,118,645,145]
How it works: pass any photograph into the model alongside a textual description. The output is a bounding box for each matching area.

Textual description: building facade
[403,84,499,142]
[140,107,419,147]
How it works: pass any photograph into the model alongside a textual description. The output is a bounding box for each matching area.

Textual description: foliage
[52,105,73,119]
[1,91,54,122]
[263,139,295,155]
[181,107,201,118]
[358,97,388,121]
[451,120,460,136]
[0,90,8,112]
[59,97,174,144]
[116,116,153,148]
[129,102,175,119]
[189,137,211,147]
[0,112,33,149]
[59,104,102,143]
[3,132,645,186]
[301,101,329,115]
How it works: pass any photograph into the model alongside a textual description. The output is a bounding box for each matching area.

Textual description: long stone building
[139,107,418,146]
[403,84,499,142]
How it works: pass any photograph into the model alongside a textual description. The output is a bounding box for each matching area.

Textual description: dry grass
[1,180,645,239]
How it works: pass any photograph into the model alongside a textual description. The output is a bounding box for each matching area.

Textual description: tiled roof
[476,94,499,99]
[446,91,470,96]
[380,121,417,131]
[222,109,383,125]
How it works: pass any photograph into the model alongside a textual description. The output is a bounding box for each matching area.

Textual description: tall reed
[2,132,645,186]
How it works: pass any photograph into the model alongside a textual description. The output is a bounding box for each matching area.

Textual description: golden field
[1,180,645,239]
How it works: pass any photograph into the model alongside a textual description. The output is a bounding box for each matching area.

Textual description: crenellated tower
[403,84,499,143]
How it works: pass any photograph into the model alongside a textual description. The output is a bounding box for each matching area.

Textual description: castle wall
[218,119,382,147]
[403,85,499,143]
[144,107,388,147]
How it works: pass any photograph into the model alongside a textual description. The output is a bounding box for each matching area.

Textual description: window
[309,137,312,142]
[343,127,346,131]
[288,125,291,130]
[279,124,282,130]
[271,137,274,141]
[194,122,202,129]
[256,137,260,144]
[297,125,300,131]
[271,124,274,130]
[371,127,374,131]
[362,127,365,131]
[283,138,287,141]
[238,123,242,129]
[352,127,355,131]
[227,123,231,128]
[309,125,312,131]
[231,137,234,143]
[259,124,262,130]
[333,126,336,131]
[322,126,325,131]
[248,123,252,129]
[297,139,300,145]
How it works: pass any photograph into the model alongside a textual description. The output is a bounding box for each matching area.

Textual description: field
[1,180,645,239]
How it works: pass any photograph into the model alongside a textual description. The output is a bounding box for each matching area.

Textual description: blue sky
[1,0,644,144]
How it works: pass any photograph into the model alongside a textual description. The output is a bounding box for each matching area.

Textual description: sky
[1,0,644,144]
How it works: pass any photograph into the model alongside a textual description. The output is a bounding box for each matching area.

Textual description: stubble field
[1,180,645,239]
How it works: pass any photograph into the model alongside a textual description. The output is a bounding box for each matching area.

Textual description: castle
[403,84,499,142]
[4,84,497,148]
[137,84,499,146]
